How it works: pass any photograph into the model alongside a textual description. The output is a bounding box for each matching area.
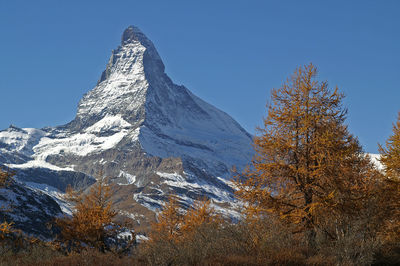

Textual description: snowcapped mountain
[0,26,254,230]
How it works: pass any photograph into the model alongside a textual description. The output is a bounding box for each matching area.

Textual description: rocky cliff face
[0,26,253,231]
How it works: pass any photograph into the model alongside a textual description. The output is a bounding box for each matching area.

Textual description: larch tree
[237,63,376,249]
[378,113,400,244]
[0,168,13,188]
[149,197,220,244]
[143,197,222,265]
[150,196,183,243]
[0,168,15,240]
[379,112,400,179]
[55,177,119,252]
[180,199,221,235]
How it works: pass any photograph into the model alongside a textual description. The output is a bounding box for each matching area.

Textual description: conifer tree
[237,63,375,249]
[0,168,16,241]
[378,113,400,243]
[379,112,400,179]
[55,177,118,252]
[143,197,222,265]
[149,197,220,244]
[150,196,183,242]
[181,199,221,235]
[0,168,13,188]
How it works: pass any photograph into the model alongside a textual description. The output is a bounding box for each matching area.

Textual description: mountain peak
[95,26,164,85]
[68,26,253,175]
[0,26,254,232]
[121,26,146,46]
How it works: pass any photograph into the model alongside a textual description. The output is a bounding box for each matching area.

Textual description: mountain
[0,26,253,231]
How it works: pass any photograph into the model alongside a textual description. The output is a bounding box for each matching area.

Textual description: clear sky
[0,0,399,153]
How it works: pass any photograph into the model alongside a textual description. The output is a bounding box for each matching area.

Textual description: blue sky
[0,0,399,153]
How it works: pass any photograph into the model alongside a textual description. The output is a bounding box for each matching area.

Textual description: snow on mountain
[118,170,136,185]
[7,160,74,171]
[0,126,46,156]
[34,128,133,158]
[85,114,131,134]
[369,153,383,170]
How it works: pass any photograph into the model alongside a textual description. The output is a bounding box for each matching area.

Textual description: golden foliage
[0,221,15,240]
[236,63,379,248]
[0,167,13,188]
[150,196,183,242]
[180,199,222,239]
[378,113,400,243]
[379,112,400,180]
[142,197,224,265]
[54,177,117,252]
[0,168,16,242]
[149,197,221,244]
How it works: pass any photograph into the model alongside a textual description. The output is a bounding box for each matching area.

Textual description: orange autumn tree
[149,196,220,244]
[143,197,222,265]
[0,168,13,188]
[0,221,14,241]
[237,63,375,249]
[150,196,183,242]
[379,112,400,179]
[378,112,400,243]
[0,168,16,241]
[55,177,118,252]
[181,199,221,235]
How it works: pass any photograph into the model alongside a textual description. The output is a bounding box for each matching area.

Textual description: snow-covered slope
[0,26,254,229]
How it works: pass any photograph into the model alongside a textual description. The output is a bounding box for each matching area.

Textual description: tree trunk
[305,190,316,250]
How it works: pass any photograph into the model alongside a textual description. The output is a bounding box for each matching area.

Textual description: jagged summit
[96,25,164,85]
[121,26,146,45]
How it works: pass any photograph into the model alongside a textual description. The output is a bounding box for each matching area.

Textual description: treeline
[0,64,399,265]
